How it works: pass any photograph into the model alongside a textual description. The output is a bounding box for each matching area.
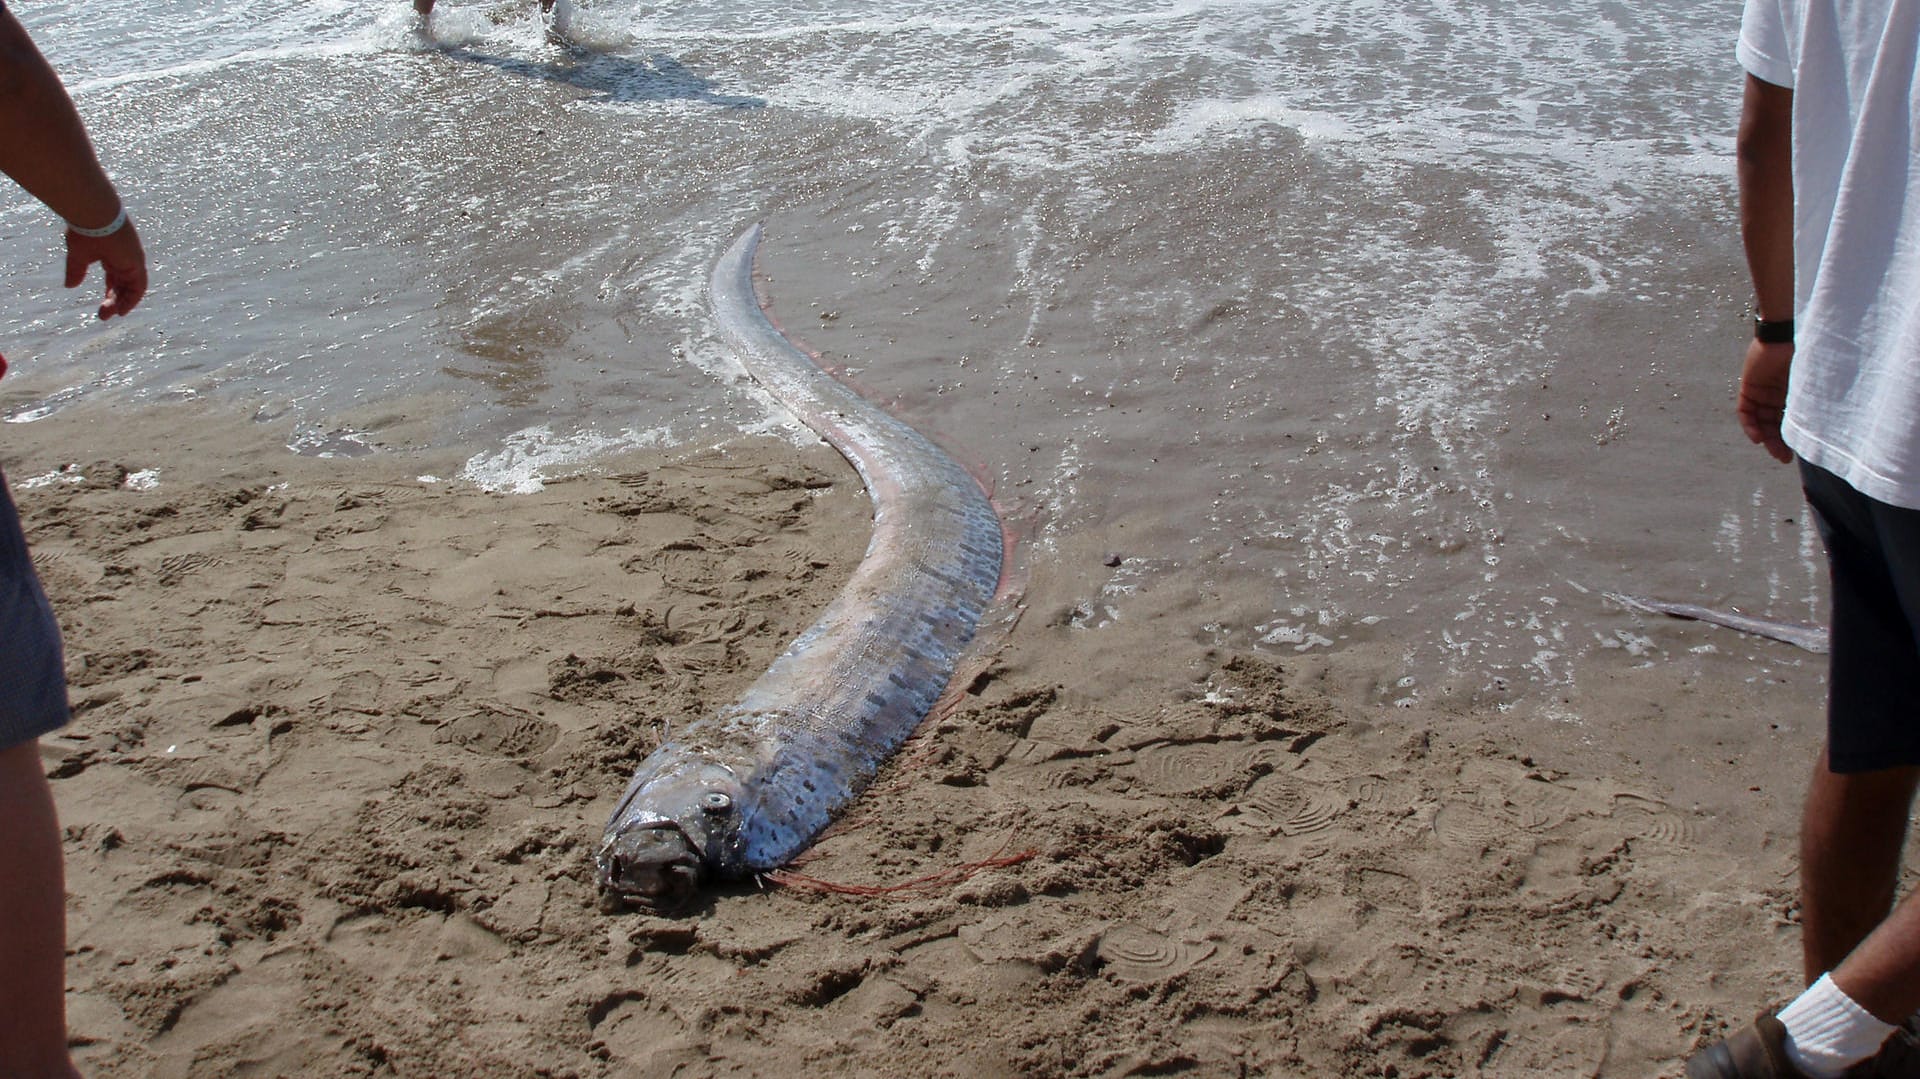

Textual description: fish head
[596,762,745,913]
[597,822,703,911]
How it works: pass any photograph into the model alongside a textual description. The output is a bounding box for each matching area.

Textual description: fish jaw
[596,821,704,912]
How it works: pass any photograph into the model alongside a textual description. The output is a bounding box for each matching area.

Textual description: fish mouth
[597,824,703,913]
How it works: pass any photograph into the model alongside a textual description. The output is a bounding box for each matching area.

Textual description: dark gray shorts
[1801,460,1920,773]
[0,472,67,751]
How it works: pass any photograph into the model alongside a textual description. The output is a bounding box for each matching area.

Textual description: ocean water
[0,0,1818,716]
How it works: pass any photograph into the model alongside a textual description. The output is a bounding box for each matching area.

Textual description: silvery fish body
[1609,592,1829,654]
[595,225,1005,909]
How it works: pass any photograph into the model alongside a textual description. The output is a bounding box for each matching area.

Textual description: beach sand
[9,400,1886,1077]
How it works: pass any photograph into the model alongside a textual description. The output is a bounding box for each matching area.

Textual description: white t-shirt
[1739,0,1920,510]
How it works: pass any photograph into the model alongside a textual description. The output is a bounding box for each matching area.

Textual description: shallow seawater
[0,0,1819,717]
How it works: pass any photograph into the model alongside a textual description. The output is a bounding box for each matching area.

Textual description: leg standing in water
[1686,3,1920,1078]
[0,2,150,1074]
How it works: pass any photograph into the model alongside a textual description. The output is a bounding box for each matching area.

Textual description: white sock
[1779,973,1899,1078]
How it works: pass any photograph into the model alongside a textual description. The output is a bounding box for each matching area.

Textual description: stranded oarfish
[595,225,1006,911]
[1608,592,1829,654]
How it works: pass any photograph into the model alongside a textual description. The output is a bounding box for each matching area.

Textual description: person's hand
[1737,337,1795,464]
[63,219,147,320]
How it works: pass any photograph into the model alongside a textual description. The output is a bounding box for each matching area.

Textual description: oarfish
[1608,592,1829,654]
[595,224,1006,911]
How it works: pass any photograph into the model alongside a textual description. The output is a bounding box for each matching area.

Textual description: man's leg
[1798,749,1919,983]
[1830,880,1920,1026]
[1772,462,1920,1075]
[0,737,78,1078]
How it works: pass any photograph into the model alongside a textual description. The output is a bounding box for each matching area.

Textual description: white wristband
[67,206,128,238]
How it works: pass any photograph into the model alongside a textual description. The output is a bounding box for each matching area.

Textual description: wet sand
[7,398,1887,1078]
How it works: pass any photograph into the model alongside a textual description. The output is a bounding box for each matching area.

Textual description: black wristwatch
[1754,316,1794,344]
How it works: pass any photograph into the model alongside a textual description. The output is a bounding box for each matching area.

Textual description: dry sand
[6,400,1898,1077]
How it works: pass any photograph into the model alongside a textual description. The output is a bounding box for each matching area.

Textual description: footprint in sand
[1233,740,1299,776]
[1094,922,1216,982]
[742,546,826,585]
[1537,963,1610,1004]
[1431,801,1512,850]
[1129,742,1240,797]
[1098,701,1214,748]
[1160,869,1252,929]
[957,911,1050,966]
[1610,793,1701,847]
[31,547,105,590]
[1243,775,1345,836]
[656,542,735,598]
[433,708,559,758]
[589,994,694,1064]
[1344,772,1396,808]
[1508,780,1587,832]
[156,551,222,586]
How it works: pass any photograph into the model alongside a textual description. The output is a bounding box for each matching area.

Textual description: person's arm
[1735,72,1795,463]
[0,4,146,319]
